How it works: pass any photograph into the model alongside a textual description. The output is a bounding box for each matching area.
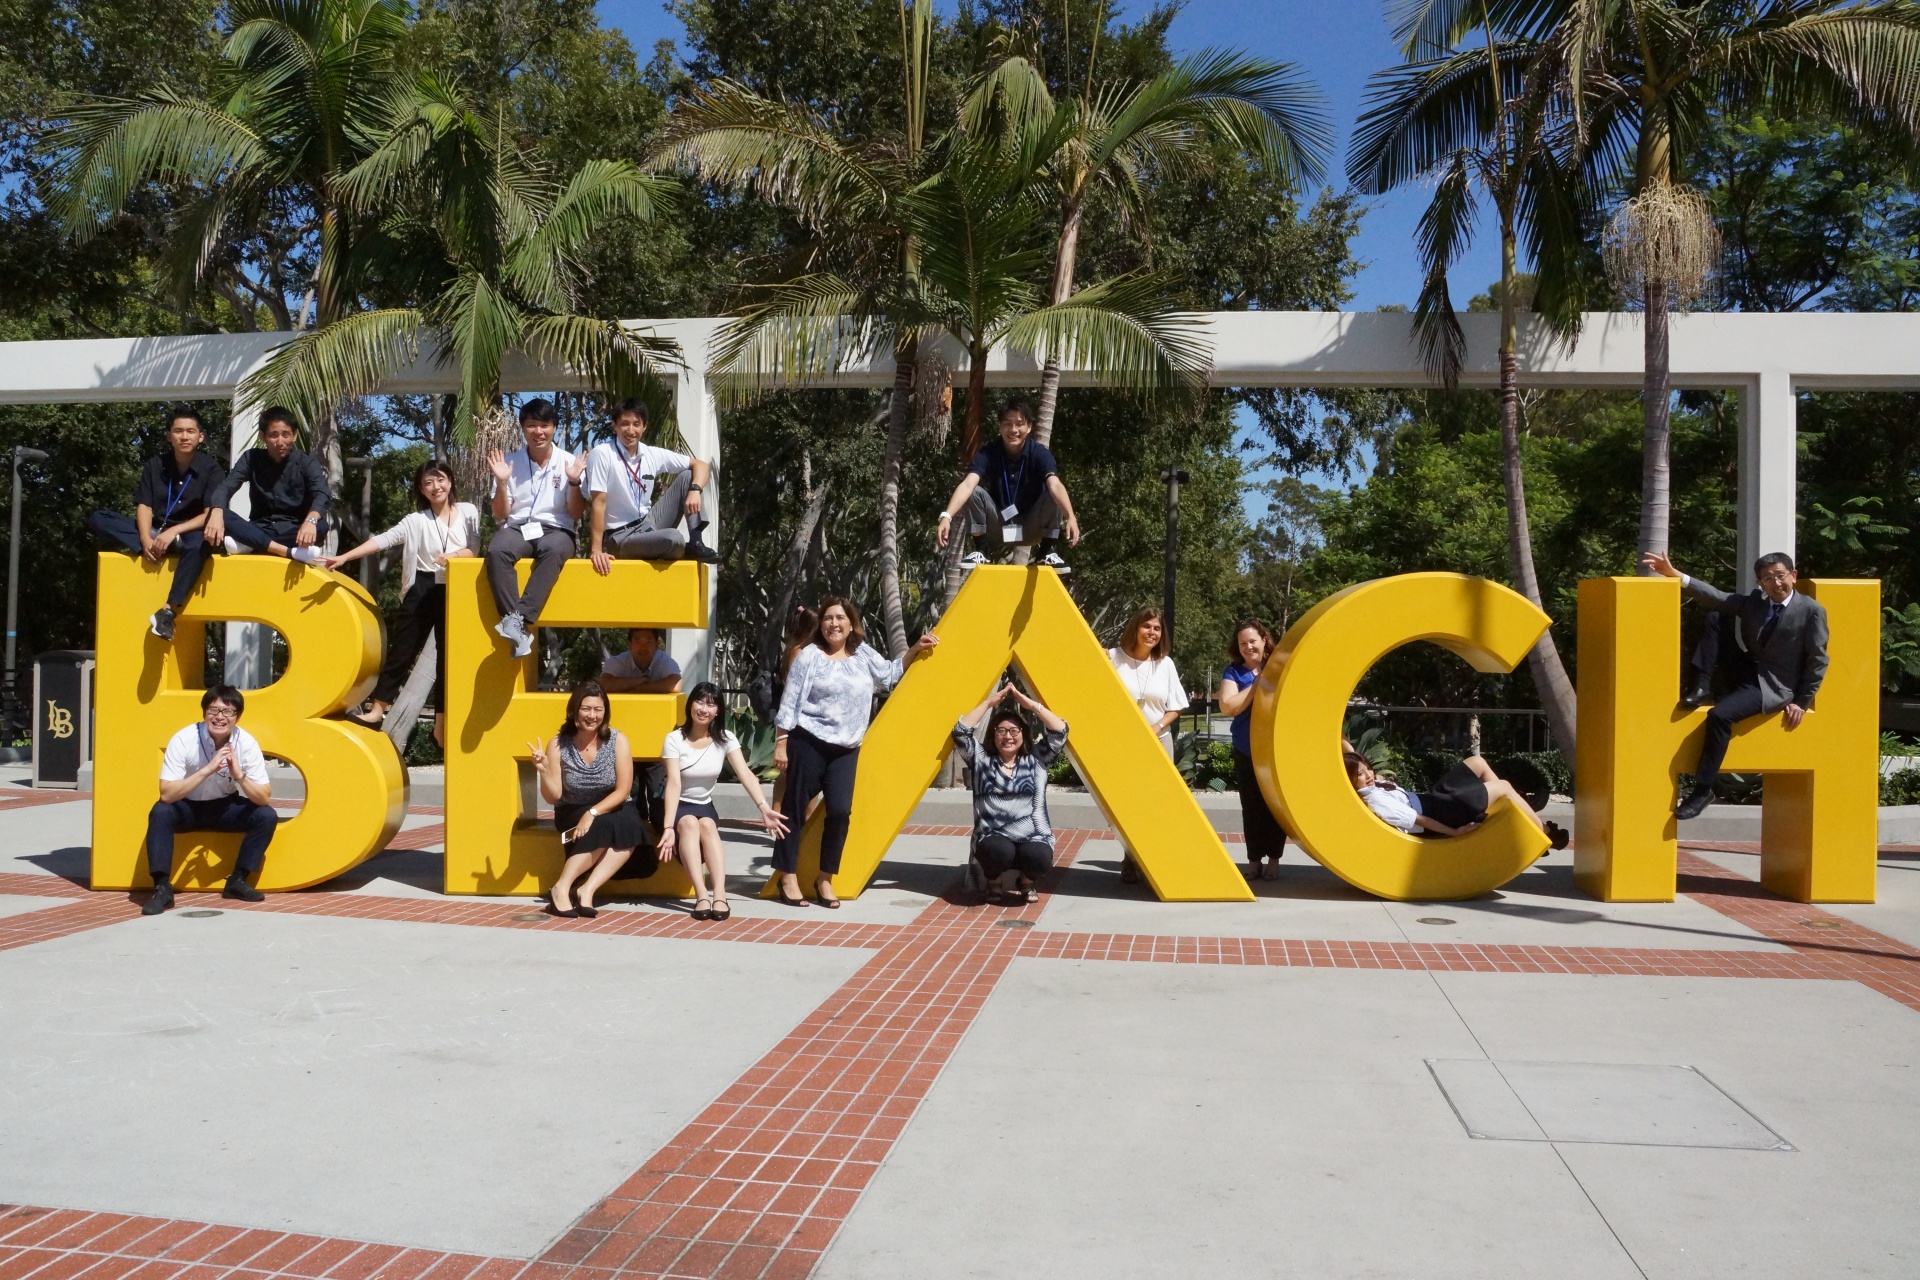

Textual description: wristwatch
[688,483,703,493]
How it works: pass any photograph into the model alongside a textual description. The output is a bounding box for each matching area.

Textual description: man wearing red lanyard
[88,405,226,641]
[935,396,1081,574]
[485,398,588,659]
[584,398,718,572]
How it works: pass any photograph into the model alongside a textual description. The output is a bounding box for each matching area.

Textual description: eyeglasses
[992,725,1024,735]
[204,707,237,721]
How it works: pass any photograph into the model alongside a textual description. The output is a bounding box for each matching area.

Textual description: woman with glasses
[954,682,1069,905]
[659,682,789,921]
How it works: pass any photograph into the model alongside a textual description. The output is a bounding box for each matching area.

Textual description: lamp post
[1161,467,1189,650]
[6,446,48,733]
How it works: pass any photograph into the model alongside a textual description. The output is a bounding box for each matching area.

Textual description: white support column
[223,386,274,689]
[1738,371,1798,579]
[667,367,721,686]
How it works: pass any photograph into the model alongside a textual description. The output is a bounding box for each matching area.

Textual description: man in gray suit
[1643,551,1830,819]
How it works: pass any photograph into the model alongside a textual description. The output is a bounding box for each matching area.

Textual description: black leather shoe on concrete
[142,882,175,915]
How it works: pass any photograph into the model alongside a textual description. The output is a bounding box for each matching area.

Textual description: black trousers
[1693,682,1769,794]
[372,578,447,706]
[777,727,858,874]
[975,834,1053,880]
[224,513,329,552]
[146,796,276,881]
[1232,751,1288,862]
[1690,612,1757,691]
[88,511,209,610]
[486,526,574,624]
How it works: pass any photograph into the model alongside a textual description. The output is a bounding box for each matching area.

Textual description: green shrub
[403,718,443,767]
[1883,767,1920,806]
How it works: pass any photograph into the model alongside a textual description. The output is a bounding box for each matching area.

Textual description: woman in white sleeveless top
[660,682,787,921]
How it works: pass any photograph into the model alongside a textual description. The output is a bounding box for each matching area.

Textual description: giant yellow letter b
[92,554,406,891]
[1574,576,1878,903]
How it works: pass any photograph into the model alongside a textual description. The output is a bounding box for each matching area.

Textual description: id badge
[1000,502,1020,521]
[523,519,546,541]
[1001,522,1024,543]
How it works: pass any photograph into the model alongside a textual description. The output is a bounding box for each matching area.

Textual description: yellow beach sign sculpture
[90,557,1882,907]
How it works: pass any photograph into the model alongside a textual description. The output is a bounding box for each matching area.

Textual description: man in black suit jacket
[1643,551,1830,820]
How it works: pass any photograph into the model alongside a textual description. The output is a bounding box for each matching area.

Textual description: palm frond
[1000,271,1211,399]
[43,90,272,237]
[707,274,897,402]
[521,312,680,406]
[1095,48,1333,186]
[1410,153,1477,388]
[239,307,423,428]
[962,54,1057,140]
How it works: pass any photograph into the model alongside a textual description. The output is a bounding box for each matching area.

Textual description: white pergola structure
[3,309,1915,684]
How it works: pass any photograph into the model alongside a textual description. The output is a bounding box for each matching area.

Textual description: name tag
[1000,502,1020,521]
[1001,522,1024,543]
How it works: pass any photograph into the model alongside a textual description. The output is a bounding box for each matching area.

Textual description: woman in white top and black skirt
[1108,605,1188,883]
[660,681,789,921]
[530,681,651,917]
[327,460,480,745]
[773,596,938,907]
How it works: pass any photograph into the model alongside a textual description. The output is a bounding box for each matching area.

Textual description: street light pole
[6,446,49,734]
[1162,467,1189,649]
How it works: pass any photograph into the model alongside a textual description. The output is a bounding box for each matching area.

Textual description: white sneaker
[961,551,990,575]
[222,536,244,555]
[1040,551,1070,576]
[512,625,536,660]
[289,546,323,565]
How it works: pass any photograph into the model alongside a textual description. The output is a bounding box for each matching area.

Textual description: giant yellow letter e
[1574,576,1878,903]
[1250,573,1553,901]
[443,558,708,896]
[91,553,406,891]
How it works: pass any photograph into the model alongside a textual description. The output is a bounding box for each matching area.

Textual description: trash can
[32,650,93,789]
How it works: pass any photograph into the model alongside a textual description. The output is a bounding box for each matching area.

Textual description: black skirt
[553,799,646,854]
[1417,762,1490,831]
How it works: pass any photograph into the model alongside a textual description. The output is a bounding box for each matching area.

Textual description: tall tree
[966,15,1330,450]
[1349,2,1592,751]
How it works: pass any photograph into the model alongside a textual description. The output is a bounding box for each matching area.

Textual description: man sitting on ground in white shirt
[143,684,276,915]
[485,398,587,659]
[585,398,719,570]
[599,627,683,694]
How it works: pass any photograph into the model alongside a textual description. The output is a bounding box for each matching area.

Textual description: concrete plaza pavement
[2,779,1918,1279]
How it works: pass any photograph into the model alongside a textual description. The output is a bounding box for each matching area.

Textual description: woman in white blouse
[327,461,480,744]
[660,682,789,921]
[773,596,938,907]
[1108,606,1188,882]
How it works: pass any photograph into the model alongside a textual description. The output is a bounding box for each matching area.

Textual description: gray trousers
[607,470,699,560]
[487,525,575,623]
[966,484,1061,547]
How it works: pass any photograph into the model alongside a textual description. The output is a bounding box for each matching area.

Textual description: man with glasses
[142,684,276,915]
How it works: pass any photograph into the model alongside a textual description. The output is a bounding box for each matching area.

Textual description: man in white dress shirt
[598,627,683,694]
[142,684,276,915]
[485,398,587,659]
[585,398,718,570]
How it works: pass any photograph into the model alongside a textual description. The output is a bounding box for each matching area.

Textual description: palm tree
[237,79,681,446]
[45,0,414,470]
[1486,0,1920,561]
[653,0,935,657]
[1349,4,1592,750]
[966,40,1331,448]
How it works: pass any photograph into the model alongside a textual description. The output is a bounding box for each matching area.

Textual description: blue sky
[594,0,1508,311]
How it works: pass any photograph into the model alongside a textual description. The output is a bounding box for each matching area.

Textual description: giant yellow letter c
[1250,573,1553,900]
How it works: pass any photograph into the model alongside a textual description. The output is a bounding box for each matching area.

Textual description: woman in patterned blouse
[954,682,1069,905]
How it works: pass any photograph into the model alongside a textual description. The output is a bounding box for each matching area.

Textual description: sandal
[343,707,385,730]
[1021,883,1039,904]
[691,896,713,921]
[710,899,731,921]
[814,877,841,909]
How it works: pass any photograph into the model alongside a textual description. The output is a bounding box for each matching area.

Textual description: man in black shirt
[204,407,330,567]
[936,396,1081,574]
[88,406,226,640]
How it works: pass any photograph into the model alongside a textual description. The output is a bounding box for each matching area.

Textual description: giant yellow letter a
[92,554,406,891]
[1250,573,1553,901]
[443,558,708,896]
[1574,576,1878,903]
[763,566,1252,902]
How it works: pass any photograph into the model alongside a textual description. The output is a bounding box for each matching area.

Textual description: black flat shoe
[1544,821,1571,851]
[547,900,580,918]
[575,903,598,919]
[343,708,385,730]
[710,900,731,921]
[691,897,713,920]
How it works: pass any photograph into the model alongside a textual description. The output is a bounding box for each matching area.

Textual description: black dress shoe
[1544,821,1571,851]
[222,876,265,903]
[1681,676,1714,708]
[1674,788,1716,821]
[142,882,175,915]
[682,541,721,565]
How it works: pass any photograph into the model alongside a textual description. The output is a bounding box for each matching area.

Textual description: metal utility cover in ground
[1428,1059,1792,1150]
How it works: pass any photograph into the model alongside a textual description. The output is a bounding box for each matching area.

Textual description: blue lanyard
[159,463,193,526]
[999,449,1028,507]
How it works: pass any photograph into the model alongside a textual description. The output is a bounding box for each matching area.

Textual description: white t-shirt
[160,722,270,802]
[601,648,682,684]
[663,727,739,806]
[585,440,693,527]
[1359,782,1422,833]
[1108,649,1189,752]
[373,504,481,591]
[495,446,577,536]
